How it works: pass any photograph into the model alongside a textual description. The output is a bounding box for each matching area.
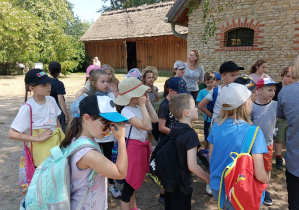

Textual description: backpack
[149,125,193,192]
[20,138,102,210]
[205,86,218,122]
[218,126,268,210]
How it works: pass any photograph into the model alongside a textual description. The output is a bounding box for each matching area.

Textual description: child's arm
[198,98,212,118]
[187,147,210,184]
[154,88,160,103]
[56,118,61,129]
[145,93,158,123]
[8,128,53,142]
[57,95,69,124]
[158,118,170,135]
[252,153,268,183]
[75,87,87,99]
[77,123,127,180]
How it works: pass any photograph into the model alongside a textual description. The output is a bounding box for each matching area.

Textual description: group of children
[8,55,299,210]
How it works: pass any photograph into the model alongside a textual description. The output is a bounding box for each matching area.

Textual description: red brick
[244,18,248,26]
[254,21,260,29]
[294,41,299,44]
[295,34,299,37]
[295,28,299,31]
[293,47,299,51]
[254,48,263,51]
[238,18,241,27]
[295,21,299,24]
[249,19,254,28]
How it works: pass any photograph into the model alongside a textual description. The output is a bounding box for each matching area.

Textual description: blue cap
[168,77,190,94]
[214,72,221,80]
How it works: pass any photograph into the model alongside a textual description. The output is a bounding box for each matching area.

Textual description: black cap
[219,61,244,74]
[25,69,52,85]
[234,76,256,92]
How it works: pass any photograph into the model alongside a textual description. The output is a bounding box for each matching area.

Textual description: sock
[276,155,282,159]
[160,193,164,198]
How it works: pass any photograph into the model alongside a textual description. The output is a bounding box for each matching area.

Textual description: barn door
[126,42,137,71]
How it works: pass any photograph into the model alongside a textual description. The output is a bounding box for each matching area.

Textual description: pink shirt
[249,73,270,84]
[109,82,119,97]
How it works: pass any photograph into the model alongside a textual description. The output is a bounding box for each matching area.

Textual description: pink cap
[86,65,101,78]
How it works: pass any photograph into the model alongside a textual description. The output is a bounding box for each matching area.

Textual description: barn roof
[80,1,188,42]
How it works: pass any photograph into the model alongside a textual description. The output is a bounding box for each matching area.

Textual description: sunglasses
[95,119,111,131]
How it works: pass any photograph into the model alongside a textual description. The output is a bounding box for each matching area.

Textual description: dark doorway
[126,42,137,71]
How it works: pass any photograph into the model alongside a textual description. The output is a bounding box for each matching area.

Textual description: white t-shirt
[121,105,147,143]
[11,96,61,132]
[205,85,222,125]
[183,64,205,92]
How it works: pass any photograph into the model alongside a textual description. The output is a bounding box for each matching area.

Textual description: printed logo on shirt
[43,111,56,126]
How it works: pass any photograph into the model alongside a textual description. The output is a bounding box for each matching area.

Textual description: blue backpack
[20,138,102,210]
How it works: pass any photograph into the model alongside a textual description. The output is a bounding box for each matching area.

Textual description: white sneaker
[206,184,213,196]
[109,185,121,198]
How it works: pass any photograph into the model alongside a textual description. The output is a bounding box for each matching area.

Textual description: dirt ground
[0,73,288,209]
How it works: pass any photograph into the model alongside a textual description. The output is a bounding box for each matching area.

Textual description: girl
[101,64,120,97]
[173,60,185,77]
[208,83,268,210]
[183,49,205,101]
[249,59,270,83]
[141,66,159,109]
[60,95,128,209]
[115,77,158,210]
[8,69,65,167]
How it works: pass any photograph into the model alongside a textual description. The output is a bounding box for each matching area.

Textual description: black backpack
[149,125,193,192]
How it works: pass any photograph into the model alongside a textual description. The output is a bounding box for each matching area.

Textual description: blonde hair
[101,64,119,85]
[190,49,200,68]
[216,99,252,125]
[293,55,299,80]
[89,69,108,95]
[169,93,192,119]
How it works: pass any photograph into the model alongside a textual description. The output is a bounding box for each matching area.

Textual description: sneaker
[109,185,121,198]
[276,157,283,170]
[158,195,165,205]
[263,191,273,206]
[206,184,213,196]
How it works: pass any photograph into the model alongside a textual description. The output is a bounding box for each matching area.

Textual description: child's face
[204,79,215,89]
[89,117,111,139]
[282,71,295,86]
[30,83,51,96]
[105,69,113,81]
[168,89,178,98]
[187,98,198,121]
[222,71,239,84]
[145,72,155,86]
[94,74,109,92]
[258,85,276,101]
[214,80,221,87]
[256,63,267,74]
[250,89,257,102]
[175,68,185,77]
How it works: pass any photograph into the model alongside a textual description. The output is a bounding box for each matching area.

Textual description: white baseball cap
[219,83,252,110]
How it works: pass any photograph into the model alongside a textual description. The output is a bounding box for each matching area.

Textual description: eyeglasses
[95,119,111,131]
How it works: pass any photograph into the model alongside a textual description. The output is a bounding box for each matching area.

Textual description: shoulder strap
[23,103,33,157]
[126,125,133,147]
[240,126,259,154]
[66,138,102,157]
[212,87,218,105]
[171,124,193,139]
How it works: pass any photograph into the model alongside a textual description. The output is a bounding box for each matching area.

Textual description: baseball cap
[234,76,256,93]
[174,60,185,70]
[25,69,52,85]
[168,77,190,94]
[219,61,244,74]
[123,68,142,80]
[256,78,278,89]
[214,72,221,80]
[79,95,128,123]
[219,83,252,110]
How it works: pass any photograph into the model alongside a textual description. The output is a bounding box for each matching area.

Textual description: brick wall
[187,0,299,81]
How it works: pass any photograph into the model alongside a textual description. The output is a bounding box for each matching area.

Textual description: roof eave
[166,0,190,27]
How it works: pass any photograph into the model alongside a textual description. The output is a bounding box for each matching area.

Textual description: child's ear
[91,81,95,87]
[82,114,91,124]
[29,86,34,91]
[183,109,189,117]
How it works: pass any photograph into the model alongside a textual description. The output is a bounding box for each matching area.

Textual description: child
[157,77,189,203]
[60,95,128,209]
[198,61,244,126]
[75,65,101,99]
[208,83,268,209]
[273,66,295,170]
[8,69,65,167]
[173,60,185,77]
[251,78,278,206]
[114,77,158,210]
[101,64,119,97]
[141,66,159,109]
[277,55,299,209]
[165,93,210,210]
[48,61,69,132]
[123,68,142,80]
[214,72,221,87]
[196,72,216,149]
[249,59,270,83]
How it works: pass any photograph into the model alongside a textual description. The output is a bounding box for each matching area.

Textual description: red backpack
[218,126,268,210]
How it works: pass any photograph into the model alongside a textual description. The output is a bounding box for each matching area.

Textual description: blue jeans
[211,189,235,210]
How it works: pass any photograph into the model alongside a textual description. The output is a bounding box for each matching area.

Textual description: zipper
[231,187,244,210]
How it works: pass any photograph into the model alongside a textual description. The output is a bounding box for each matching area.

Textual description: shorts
[165,190,192,210]
[274,118,288,144]
[263,145,273,172]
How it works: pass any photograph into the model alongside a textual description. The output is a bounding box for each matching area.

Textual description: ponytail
[24,83,37,102]
[60,117,83,148]
[250,59,267,74]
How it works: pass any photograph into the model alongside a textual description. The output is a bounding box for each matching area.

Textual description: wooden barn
[80,1,188,73]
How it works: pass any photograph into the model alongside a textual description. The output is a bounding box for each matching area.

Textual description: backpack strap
[66,138,102,157]
[212,86,218,106]
[23,103,33,159]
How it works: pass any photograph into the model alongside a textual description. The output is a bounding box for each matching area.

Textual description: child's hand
[37,129,52,142]
[111,122,125,141]
[144,92,150,101]
[137,95,146,106]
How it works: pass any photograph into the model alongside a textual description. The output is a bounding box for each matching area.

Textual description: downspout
[171,22,187,40]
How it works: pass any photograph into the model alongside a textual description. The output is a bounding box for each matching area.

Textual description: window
[227,28,254,47]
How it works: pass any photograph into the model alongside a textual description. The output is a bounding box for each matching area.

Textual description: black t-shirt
[50,78,66,107]
[172,122,201,195]
[273,82,282,101]
[158,98,178,139]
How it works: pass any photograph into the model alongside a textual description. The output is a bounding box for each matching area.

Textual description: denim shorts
[211,188,235,210]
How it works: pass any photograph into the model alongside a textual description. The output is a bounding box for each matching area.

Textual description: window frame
[226,28,254,47]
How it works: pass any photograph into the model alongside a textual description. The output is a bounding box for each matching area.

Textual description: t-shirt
[273,82,282,101]
[251,100,277,146]
[196,88,211,122]
[158,98,178,139]
[277,82,299,177]
[49,78,66,107]
[205,85,222,125]
[84,80,91,90]
[172,122,201,195]
[207,119,268,190]
[183,64,204,92]
[70,137,107,210]
[121,105,147,143]
[147,86,159,108]
[11,96,61,132]
[249,73,270,84]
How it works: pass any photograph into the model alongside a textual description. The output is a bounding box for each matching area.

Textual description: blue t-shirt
[207,119,268,190]
[196,88,211,122]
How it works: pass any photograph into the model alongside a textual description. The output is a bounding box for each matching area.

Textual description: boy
[251,78,278,206]
[198,61,244,126]
[196,72,216,149]
[157,76,189,203]
[166,93,210,210]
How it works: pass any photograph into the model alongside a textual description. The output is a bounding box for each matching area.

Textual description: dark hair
[48,61,62,78]
[281,66,294,78]
[163,78,170,98]
[24,83,38,102]
[250,59,267,74]
[169,93,192,119]
[204,72,216,81]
